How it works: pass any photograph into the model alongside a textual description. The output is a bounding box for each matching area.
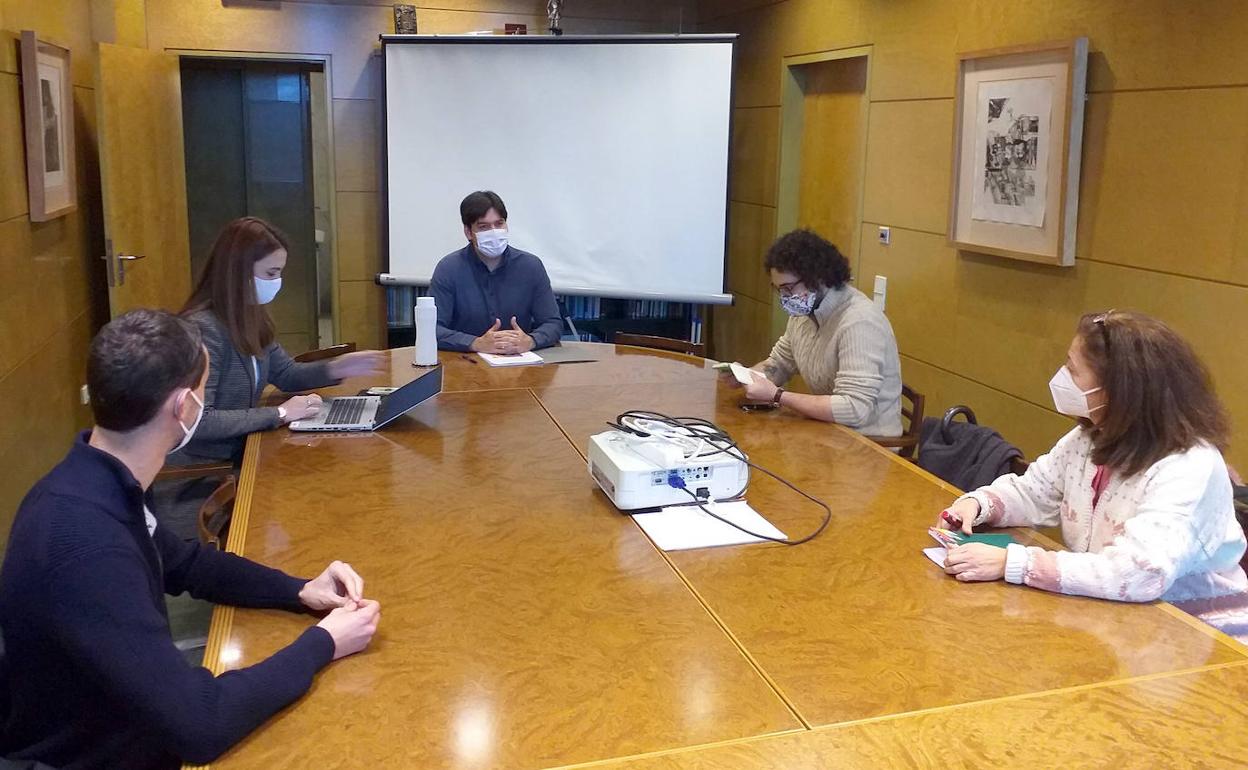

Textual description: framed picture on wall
[948,38,1088,266]
[20,30,77,222]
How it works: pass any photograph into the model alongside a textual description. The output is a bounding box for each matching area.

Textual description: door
[181,60,320,354]
[95,43,192,316]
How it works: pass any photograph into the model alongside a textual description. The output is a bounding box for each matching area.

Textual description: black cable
[608,410,832,546]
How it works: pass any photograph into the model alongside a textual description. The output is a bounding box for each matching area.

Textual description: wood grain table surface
[201,343,1247,769]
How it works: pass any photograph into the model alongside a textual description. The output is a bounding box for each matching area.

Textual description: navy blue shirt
[0,433,334,768]
[429,243,563,352]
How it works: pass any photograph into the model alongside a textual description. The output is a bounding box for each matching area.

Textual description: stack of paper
[478,351,544,367]
[632,501,785,551]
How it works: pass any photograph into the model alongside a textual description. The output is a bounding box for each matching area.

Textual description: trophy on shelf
[547,0,563,36]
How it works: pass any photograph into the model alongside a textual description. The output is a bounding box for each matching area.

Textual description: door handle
[100,239,146,287]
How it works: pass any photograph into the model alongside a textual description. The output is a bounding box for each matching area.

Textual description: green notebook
[950,533,1015,549]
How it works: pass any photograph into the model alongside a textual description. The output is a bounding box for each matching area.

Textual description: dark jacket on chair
[0,434,333,769]
[151,310,338,538]
[917,417,1023,491]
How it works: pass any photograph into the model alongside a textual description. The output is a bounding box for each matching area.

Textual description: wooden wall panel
[796,56,866,254]
[860,224,1248,466]
[861,99,953,236]
[0,312,93,549]
[706,0,1248,103]
[0,0,103,540]
[0,0,97,87]
[710,294,772,365]
[332,98,378,194]
[336,191,380,282]
[726,201,775,303]
[146,0,392,100]
[708,0,1248,469]
[730,106,780,207]
[338,279,386,350]
[0,74,27,222]
[1077,88,1248,284]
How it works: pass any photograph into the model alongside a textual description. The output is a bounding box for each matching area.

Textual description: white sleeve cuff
[1004,543,1028,585]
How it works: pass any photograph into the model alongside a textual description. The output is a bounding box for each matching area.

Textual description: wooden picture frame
[20,30,77,222]
[948,38,1087,266]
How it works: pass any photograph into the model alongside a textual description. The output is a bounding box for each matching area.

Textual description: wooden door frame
[167,48,341,346]
[774,45,873,339]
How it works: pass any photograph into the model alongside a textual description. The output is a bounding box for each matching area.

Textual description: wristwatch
[277,406,288,422]
[772,387,785,407]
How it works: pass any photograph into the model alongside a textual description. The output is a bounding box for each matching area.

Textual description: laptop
[289,365,442,432]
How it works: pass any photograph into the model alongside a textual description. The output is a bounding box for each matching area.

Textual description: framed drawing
[948,38,1087,266]
[20,30,77,222]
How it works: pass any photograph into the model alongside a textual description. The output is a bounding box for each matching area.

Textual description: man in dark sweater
[0,310,381,769]
[430,190,563,353]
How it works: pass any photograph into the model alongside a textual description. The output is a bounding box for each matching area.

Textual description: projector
[587,430,748,511]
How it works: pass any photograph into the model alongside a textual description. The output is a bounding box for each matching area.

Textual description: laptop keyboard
[324,397,367,426]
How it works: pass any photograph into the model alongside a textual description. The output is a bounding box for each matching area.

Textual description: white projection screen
[381,35,736,304]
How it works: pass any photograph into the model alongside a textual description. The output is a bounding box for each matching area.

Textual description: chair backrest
[900,384,924,437]
[294,342,357,364]
[866,384,925,460]
[198,475,237,549]
[612,333,706,358]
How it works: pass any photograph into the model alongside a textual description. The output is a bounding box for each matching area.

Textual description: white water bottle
[414,295,438,367]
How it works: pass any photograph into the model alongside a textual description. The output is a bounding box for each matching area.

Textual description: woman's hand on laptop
[327,350,388,380]
[279,393,323,423]
[300,560,365,610]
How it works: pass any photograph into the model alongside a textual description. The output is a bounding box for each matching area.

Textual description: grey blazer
[171,309,338,464]
[153,310,338,538]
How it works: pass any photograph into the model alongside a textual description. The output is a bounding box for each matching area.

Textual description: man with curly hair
[729,229,903,437]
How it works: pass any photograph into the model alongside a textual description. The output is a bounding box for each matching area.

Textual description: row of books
[557,295,602,321]
[385,285,430,328]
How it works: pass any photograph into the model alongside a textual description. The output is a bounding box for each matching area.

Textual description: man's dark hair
[460,191,508,227]
[87,309,208,432]
[763,229,851,290]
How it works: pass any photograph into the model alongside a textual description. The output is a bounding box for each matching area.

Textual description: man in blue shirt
[430,190,563,353]
[0,309,381,768]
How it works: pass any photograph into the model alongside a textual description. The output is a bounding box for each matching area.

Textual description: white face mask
[474,228,508,259]
[171,390,204,454]
[1048,366,1105,418]
[254,275,282,304]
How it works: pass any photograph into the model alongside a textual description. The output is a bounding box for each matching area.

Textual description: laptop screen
[374,365,443,428]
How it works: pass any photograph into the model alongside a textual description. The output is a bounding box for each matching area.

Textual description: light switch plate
[80,385,90,405]
[878,226,891,245]
[873,275,887,311]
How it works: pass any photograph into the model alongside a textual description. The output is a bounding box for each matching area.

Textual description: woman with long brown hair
[154,217,384,538]
[937,310,1247,640]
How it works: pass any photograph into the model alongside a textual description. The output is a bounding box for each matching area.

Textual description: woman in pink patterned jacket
[939,310,1248,642]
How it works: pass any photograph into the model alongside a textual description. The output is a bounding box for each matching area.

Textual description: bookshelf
[385,286,704,350]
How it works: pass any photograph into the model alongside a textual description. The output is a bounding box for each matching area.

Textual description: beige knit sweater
[761,285,903,437]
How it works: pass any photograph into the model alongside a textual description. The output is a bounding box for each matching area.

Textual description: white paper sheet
[923,547,948,567]
[729,362,757,386]
[478,351,544,367]
[633,501,786,551]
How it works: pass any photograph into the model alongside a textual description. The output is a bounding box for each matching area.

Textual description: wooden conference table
[202,344,1248,768]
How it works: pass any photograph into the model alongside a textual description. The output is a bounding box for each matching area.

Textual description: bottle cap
[416,296,435,308]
